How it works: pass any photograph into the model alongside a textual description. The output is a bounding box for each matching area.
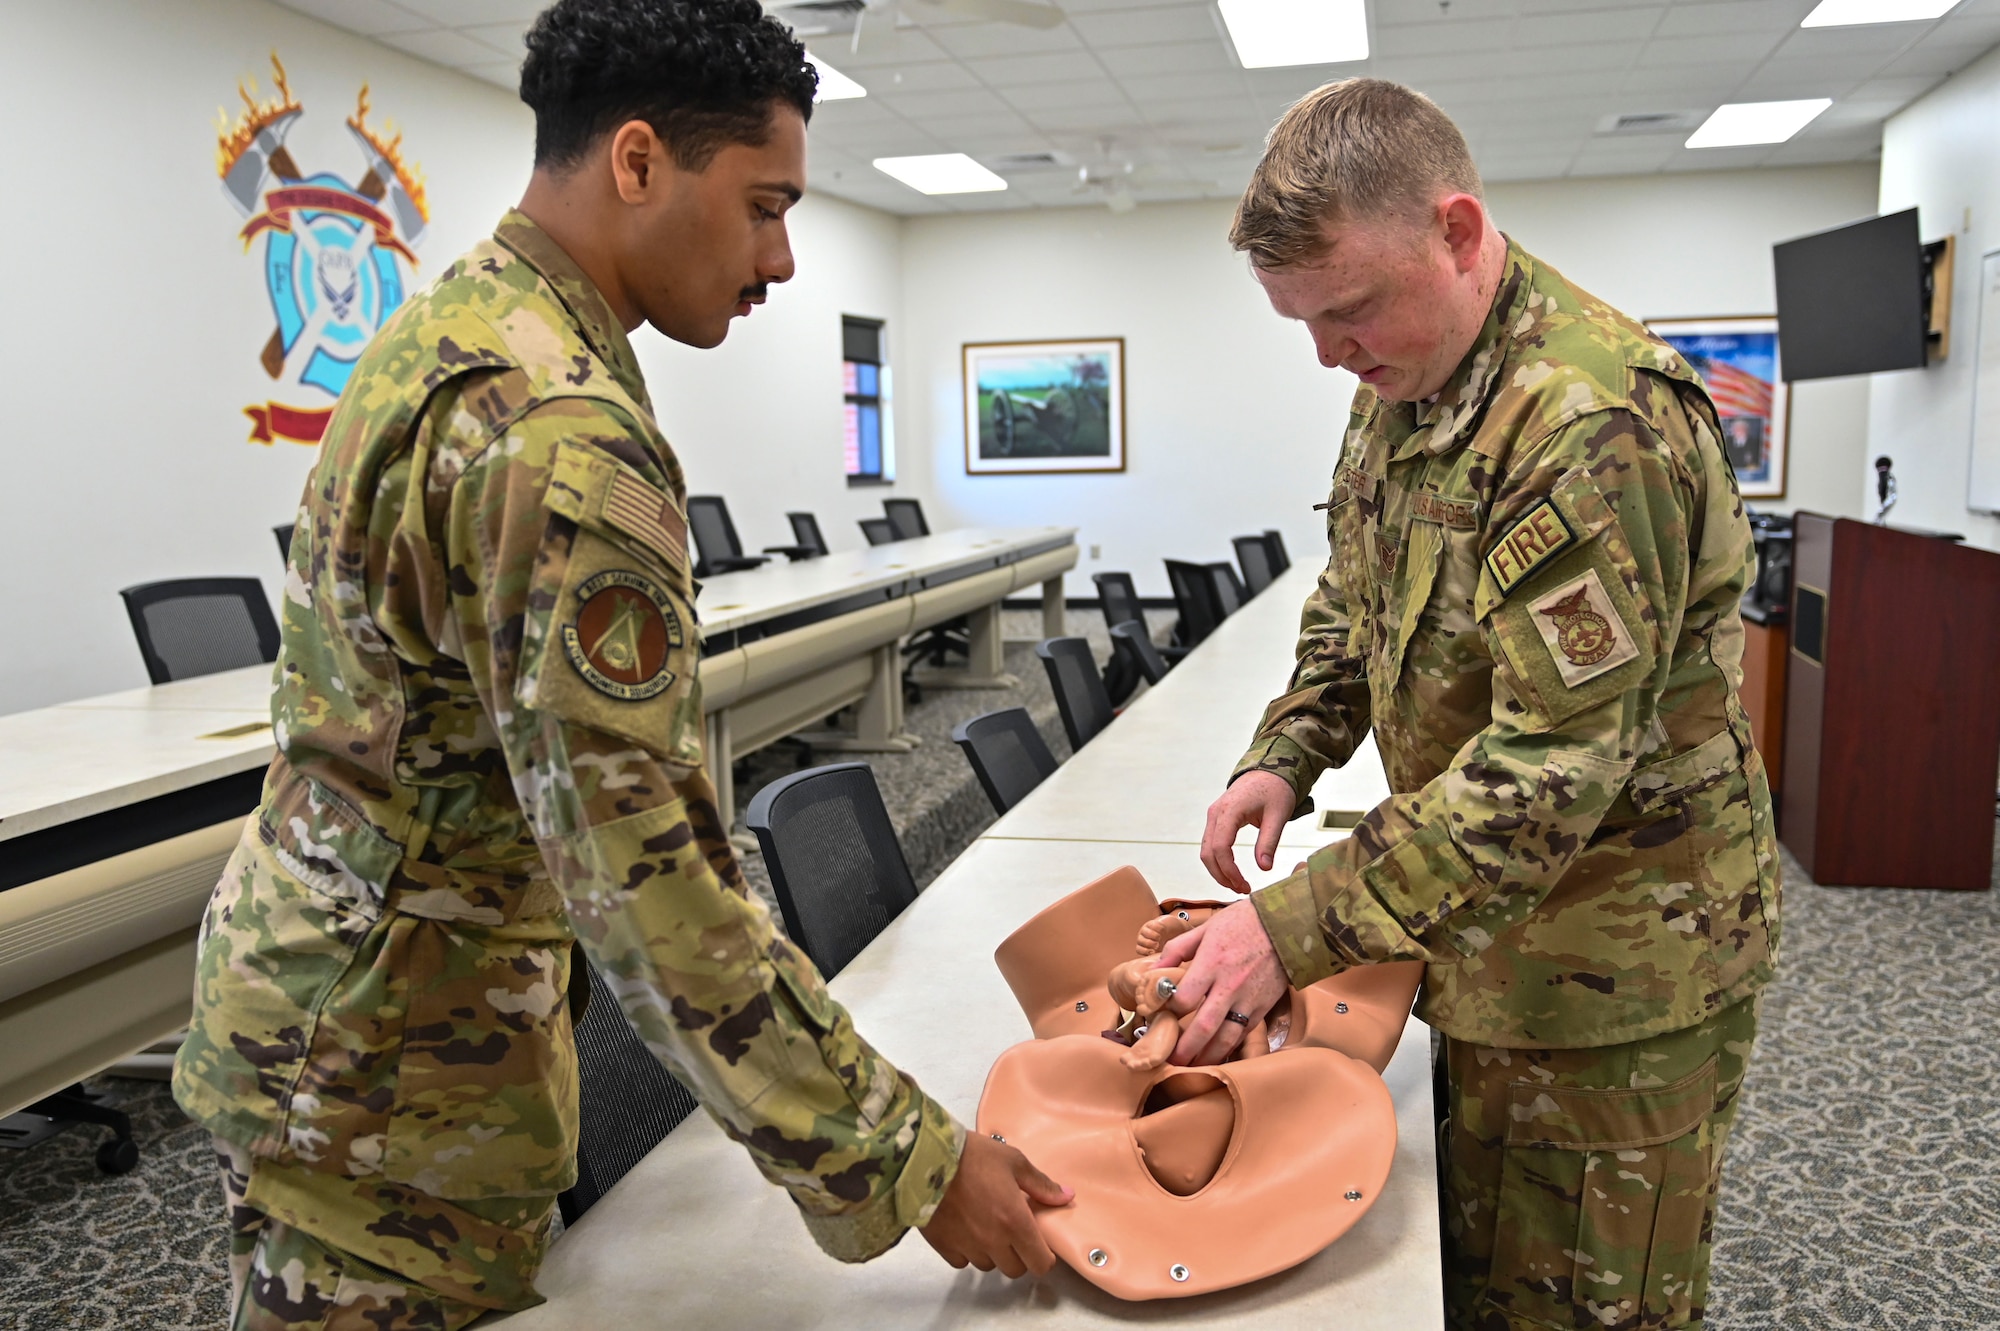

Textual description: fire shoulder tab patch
[1484,498,1575,595]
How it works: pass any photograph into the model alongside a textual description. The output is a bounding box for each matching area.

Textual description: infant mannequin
[1104,904,1273,1071]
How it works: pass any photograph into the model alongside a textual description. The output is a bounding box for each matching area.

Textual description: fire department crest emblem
[1539,586,1615,667]
[215,54,428,445]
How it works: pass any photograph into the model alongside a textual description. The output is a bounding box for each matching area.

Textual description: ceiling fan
[770,0,1064,55]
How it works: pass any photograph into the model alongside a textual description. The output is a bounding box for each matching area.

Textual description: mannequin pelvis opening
[1132,1071,1235,1196]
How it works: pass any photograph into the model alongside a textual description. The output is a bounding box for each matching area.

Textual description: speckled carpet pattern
[1,618,1994,1325]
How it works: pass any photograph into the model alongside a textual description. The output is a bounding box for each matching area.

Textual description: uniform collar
[492,209,651,409]
[1381,237,1536,463]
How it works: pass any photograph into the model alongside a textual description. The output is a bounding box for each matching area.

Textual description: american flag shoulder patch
[601,467,688,571]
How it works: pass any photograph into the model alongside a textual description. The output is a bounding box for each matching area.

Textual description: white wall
[895,164,1880,599]
[0,0,533,715]
[0,0,908,717]
[1488,165,1880,523]
[1871,43,2000,552]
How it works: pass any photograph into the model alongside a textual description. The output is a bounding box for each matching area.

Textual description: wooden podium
[1779,514,2000,889]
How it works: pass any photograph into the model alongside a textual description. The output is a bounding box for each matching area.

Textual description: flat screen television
[1772,209,1927,381]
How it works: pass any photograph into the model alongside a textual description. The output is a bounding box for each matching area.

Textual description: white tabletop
[697,527,1075,634]
[989,559,1391,858]
[491,838,1440,1331]
[0,664,276,841]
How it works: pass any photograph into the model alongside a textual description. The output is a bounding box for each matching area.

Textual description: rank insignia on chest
[562,569,683,699]
[1483,499,1575,595]
[1528,570,1638,687]
[1373,532,1400,580]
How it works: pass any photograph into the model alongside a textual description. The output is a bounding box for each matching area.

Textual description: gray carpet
[2,629,1994,1326]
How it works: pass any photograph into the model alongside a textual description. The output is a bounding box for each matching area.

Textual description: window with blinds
[843,316,891,483]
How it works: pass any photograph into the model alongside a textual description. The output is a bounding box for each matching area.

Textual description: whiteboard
[1969,248,2000,513]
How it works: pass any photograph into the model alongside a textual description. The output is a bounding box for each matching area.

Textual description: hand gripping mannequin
[979,866,1423,1299]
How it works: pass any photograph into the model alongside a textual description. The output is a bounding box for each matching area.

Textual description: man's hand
[920,1132,1072,1278]
[1201,770,1298,894]
[1157,899,1290,1065]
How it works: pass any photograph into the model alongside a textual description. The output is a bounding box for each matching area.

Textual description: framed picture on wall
[1646,316,1790,499]
[962,338,1125,474]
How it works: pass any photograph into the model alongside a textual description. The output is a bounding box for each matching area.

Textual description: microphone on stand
[1873,456,1897,525]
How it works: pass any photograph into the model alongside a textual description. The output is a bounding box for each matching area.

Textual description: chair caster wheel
[96,1137,139,1175]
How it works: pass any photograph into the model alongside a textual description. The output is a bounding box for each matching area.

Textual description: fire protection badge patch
[1528,569,1639,688]
[562,570,682,700]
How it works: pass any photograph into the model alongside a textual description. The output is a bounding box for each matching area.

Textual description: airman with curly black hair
[174,3,1067,1325]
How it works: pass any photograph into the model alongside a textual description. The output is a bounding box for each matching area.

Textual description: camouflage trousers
[214,1137,547,1330]
[1438,997,1760,1331]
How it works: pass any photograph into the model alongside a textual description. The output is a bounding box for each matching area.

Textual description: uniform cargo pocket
[1485,1057,1717,1329]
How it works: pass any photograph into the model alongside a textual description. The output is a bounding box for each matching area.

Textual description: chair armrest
[762,545,820,562]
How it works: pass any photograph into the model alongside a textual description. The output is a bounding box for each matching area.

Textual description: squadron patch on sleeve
[562,569,683,700]
[1527,569,1639,687]
[1484,498,1575,595]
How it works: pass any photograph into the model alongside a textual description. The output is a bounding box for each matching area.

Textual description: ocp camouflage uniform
[1236,240,1781,1330]
[174,211,963,1326]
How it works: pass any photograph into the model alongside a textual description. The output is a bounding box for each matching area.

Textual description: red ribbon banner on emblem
[239,186,418,265]
[244,402,334,446]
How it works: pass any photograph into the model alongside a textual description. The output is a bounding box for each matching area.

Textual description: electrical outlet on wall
[1089,544,1101,559]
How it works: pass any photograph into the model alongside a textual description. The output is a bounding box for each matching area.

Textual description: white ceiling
[272,0,2000,216]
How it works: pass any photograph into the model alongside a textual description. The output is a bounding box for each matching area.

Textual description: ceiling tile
[848,61,984,94]
[823,27,953,67]
[1374,17,1516,58]
[1002,79,1134,110]
[461,22,528,60]
[962,50,1109,84]
[1068,5,1222,47]
[1653,1,1800,39]
[873,87,1017,117]
[1636,32,1768,66]
[1115,69,1252,100]
[1512,7,1666,47]
[925,20,1087,58]
[390,0,547,23]
[273,0,429,36]
[376,27,505,68]
[1095,40,1239,76]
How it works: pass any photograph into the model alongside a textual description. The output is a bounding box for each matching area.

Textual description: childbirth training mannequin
[980,867,1425,1299]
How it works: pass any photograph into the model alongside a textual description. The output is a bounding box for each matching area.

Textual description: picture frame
[962,338,1125,475]
[1646,316,1789,500]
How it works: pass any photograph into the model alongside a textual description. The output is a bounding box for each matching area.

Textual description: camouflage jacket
[173,212,961,1305]
[1240,240,1781,1049]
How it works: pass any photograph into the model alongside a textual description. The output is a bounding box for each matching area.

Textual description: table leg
[801,645,920,752]
[708,710,736,830]
[909,602,1017,690]
[1042,573,1066,639]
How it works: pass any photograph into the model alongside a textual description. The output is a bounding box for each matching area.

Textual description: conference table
[0,526,1076,1118]
[488,558,1439,1330]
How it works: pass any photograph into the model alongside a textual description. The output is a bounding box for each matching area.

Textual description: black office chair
[1208,561,1246,615]
[1035,637,1116,751]
[557,953,701,1226]
[744,763,918,980]
[1233,534,1277,596]
[119,578,281,685]
[952,707,1058,815]
[1110,619,1169,688]
[859,517,897,546]
[274,523,295,562]
[1091,572,1144,637]
[883,498,930,540]
[774,512,829,559]
[1263,529,1291,574]
[687,496,770,577]
[1163,559,1227,660]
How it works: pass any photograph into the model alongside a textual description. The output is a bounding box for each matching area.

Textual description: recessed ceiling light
[1218,0,1369,70]
[1800,0,1959,26]
[806,55,866,101]
[1686,99,1833,149]
[872,154,1008,195]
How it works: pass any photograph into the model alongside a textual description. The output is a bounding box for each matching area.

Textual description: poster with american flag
[1647,317,1789,499]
